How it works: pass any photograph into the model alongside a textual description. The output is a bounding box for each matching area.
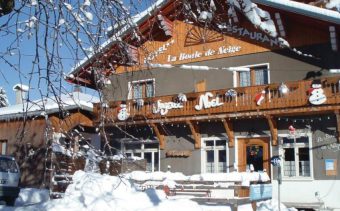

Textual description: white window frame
[128,78,155,100]
[201,137,229,173]
[232,63,270,88]
[123,142,160,172]
[278,132,314,180]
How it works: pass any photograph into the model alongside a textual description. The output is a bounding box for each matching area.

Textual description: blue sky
[0,0,153,105]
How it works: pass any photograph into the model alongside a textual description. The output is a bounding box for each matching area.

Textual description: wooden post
[150,123,165,149]
[251,201,257,211]
[222,119,234,147]
[335,110,340,143]
[266,115,278,146]
[186,120,201,149]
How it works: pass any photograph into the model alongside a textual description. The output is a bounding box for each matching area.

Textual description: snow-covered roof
[13,84,29,92]
[69,0,340,79]
[253,0,340,25]
[68,0,169,76]
[0,92,100,120]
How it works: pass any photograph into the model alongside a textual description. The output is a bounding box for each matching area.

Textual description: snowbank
[15,188,50,206]
[0,170,295,211]
[125,170,270,183]
[23,171,202,211]
[257,199,298,211]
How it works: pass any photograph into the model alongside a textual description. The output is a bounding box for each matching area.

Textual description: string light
[277,116,332,123]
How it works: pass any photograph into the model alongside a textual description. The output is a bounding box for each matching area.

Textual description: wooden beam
[186,120,201,149]
[335,110,340,143]
[266,115,278,146]
[222,119,234,148]
[157,15,173,37]
[150,123,165,150]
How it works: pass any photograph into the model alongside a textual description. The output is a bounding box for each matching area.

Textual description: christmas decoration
[254,90,266,106]
[308,80,326,105]
[225,89,237,97]
[195,92,223,110]
[136,98,144,109]
[279,82,289,95]
[117,104,129,121]
[177,93,187,103]
[153,100,184,116]
[288,125,296,136]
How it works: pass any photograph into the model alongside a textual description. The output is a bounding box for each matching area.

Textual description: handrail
[94,76,340,123]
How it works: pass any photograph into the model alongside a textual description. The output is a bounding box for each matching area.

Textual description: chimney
[12,84,29,104]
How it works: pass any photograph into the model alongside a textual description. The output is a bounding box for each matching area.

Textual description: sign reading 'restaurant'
[224,25,280,47]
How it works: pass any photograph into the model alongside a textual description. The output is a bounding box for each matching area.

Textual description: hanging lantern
[279,82,289,95]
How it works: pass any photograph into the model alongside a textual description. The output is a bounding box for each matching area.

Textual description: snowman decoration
[117,104,130,121]
[308,80,326,105]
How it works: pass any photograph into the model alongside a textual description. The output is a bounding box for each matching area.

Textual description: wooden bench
[170,188,211,197]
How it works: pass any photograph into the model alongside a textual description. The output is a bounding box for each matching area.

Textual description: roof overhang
[67,0,173,88]
[253,0,340,25]
[67,0,340,89]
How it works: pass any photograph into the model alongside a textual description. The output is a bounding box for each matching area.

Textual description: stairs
[49,153,85,198]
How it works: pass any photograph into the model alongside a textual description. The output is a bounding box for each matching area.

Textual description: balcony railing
[94,76,340,123]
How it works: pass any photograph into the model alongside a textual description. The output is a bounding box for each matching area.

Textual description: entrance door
[237,137,270,176]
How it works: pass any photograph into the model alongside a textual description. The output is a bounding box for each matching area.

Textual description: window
[234,64,269,87]
[280,136,312,178]
[128,79,155,99]
[123,142,159,172]
[0,140,7,155]
[195,80,206,92]
[202,138,228,173]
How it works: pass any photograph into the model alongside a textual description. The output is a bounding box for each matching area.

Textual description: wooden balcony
[94,76,340,125]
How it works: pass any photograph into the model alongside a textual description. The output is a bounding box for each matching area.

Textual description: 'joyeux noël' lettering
[153,100,184,116]
[195,92,223,110]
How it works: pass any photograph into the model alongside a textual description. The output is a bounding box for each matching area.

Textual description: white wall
[272,180,340,210]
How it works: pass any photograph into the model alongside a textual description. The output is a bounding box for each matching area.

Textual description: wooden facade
[0,110,94,187]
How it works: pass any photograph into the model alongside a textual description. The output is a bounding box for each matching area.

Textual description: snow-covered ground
[0,170,296,211]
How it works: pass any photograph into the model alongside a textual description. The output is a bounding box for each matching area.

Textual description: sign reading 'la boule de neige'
[167,45,241,62]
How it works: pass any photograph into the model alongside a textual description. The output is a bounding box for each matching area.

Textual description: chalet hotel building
[67,0,340,209]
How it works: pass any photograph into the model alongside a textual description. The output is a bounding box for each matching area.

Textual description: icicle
[180,65,215,71]
[222,67,250,71]
[148,63,173,69]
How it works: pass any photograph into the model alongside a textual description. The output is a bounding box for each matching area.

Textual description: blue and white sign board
[271,156,281,166]
[250,184,272,201]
